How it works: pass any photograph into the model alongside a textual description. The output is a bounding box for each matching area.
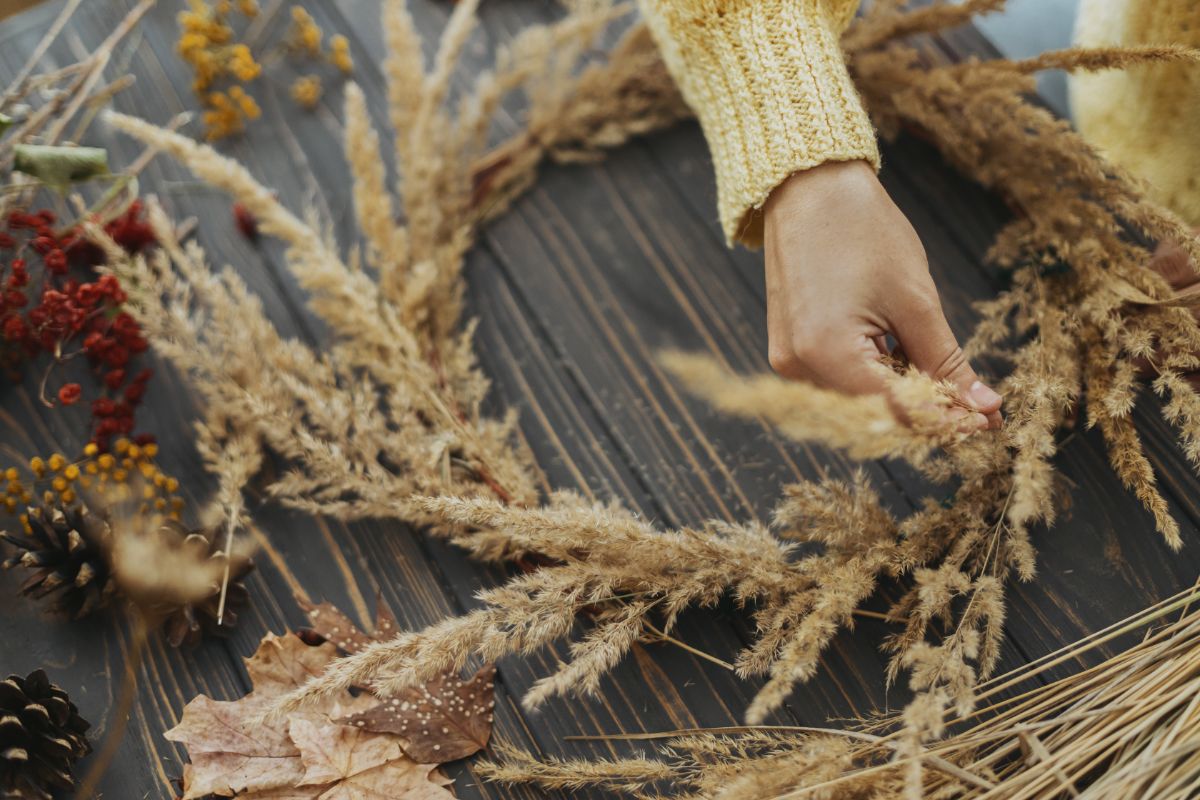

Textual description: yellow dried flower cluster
[5,439,186,532]
[177,0,262,139]
[290,75,322,110]
[203,85,261,140]
[284,10,354,111]
[287,7,322,57]
[330,35,353,75]
[177,3,353,133]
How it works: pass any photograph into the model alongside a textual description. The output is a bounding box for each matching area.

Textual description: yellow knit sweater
[637,0,878,247]
[638,0,1200,244]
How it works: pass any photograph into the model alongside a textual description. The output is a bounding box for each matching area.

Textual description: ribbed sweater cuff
[667,4,880,248]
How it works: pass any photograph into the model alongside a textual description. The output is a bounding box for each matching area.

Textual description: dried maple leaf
[338,665,496,762]
[166,631,449,799]
[167,635,328,797]
[292,718,405,785]
[300,595,497,762]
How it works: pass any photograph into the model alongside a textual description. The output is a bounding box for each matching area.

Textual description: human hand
[762,160,1003,431]
[1137,229,1200,386]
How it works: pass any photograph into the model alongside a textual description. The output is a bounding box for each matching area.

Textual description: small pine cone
[0,670,91,799]
[0,505,114,619]
[156,522,254,649]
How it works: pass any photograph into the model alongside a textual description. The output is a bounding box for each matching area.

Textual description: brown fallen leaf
[338,665,497,763]
[167,635,341,797]
[239,759,455,800]
[299,594,398,654]
[247,634,341,694]
[292,718,405,785]
[166,630,447,799]
[300,595,498,763]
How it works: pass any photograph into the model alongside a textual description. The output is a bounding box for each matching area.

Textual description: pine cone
[0,670,90,799]
[1,507,253,647]
[156,521,253,649]
[0,505,114,619]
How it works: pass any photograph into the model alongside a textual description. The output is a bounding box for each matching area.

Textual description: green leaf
[13,144,108,189]
[0,113,11,136]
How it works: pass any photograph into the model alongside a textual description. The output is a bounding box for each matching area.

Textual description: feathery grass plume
[92,0,1200,780]
[271,489,805,713]
[487,583,1200,799]
[104,0,681,522]
[661,350,967,464]
[842,0,1007,53]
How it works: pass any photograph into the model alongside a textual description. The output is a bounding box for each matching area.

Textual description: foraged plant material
[661,350,969,463]
[0,0,153,175]
[176,0,263,139]
[97,0,1200,779]
[106,507,254,646]
[302,597,497,763]
[0,441,254,646]
[177,1,356,137]
[485,581,1200,800]
[0,203,157,448]
[0,0,161,449]
[100,0,685,527]
[0,669,91,800]
[166,600,478,799]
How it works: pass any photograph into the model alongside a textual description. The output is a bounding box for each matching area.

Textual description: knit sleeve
[637,0,879,248]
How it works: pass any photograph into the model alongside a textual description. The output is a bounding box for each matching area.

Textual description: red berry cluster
[0,203,156,449]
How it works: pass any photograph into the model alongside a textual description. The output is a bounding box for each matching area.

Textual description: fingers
[1138,230,1200,379]
[889,291,1003,430]
[769,329,891,398]
[1149,238,1200,291]
[770,327,990,433]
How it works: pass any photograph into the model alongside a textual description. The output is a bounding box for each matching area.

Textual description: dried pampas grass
[661,350,970,463]
[92,1,1200,793]
[485,581,1200,800]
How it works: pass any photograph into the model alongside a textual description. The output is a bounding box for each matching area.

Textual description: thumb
[891,294,1004,429]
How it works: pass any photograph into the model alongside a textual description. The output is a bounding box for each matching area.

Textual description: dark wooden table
[2,2,1198,798]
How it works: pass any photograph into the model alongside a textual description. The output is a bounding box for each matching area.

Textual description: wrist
[766,160,881,226]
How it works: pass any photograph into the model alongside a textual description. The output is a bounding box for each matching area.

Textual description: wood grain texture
[0,2,1195,798]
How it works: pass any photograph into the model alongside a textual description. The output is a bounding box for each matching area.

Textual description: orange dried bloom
[290,75,322,110]
[330,34,353,74]
[288,6,323,57]
[1,446,184,517]
[228,43,261,82]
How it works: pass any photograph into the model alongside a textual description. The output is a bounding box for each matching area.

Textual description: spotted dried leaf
[338,664,496,762]
[300,594,398,654]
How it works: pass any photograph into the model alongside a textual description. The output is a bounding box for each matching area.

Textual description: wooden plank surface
[0,2,1197,798]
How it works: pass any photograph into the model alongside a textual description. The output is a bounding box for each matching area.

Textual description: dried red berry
[57,383,82,405]
[233,202,259,240]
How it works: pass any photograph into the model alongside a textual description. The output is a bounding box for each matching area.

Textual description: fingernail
[968,381,1003,411]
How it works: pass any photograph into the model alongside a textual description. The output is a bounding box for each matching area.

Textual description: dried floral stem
[73,613,149,800]
[82,4,1200,795]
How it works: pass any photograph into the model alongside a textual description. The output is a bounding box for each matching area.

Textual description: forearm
[636,0,879,247]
